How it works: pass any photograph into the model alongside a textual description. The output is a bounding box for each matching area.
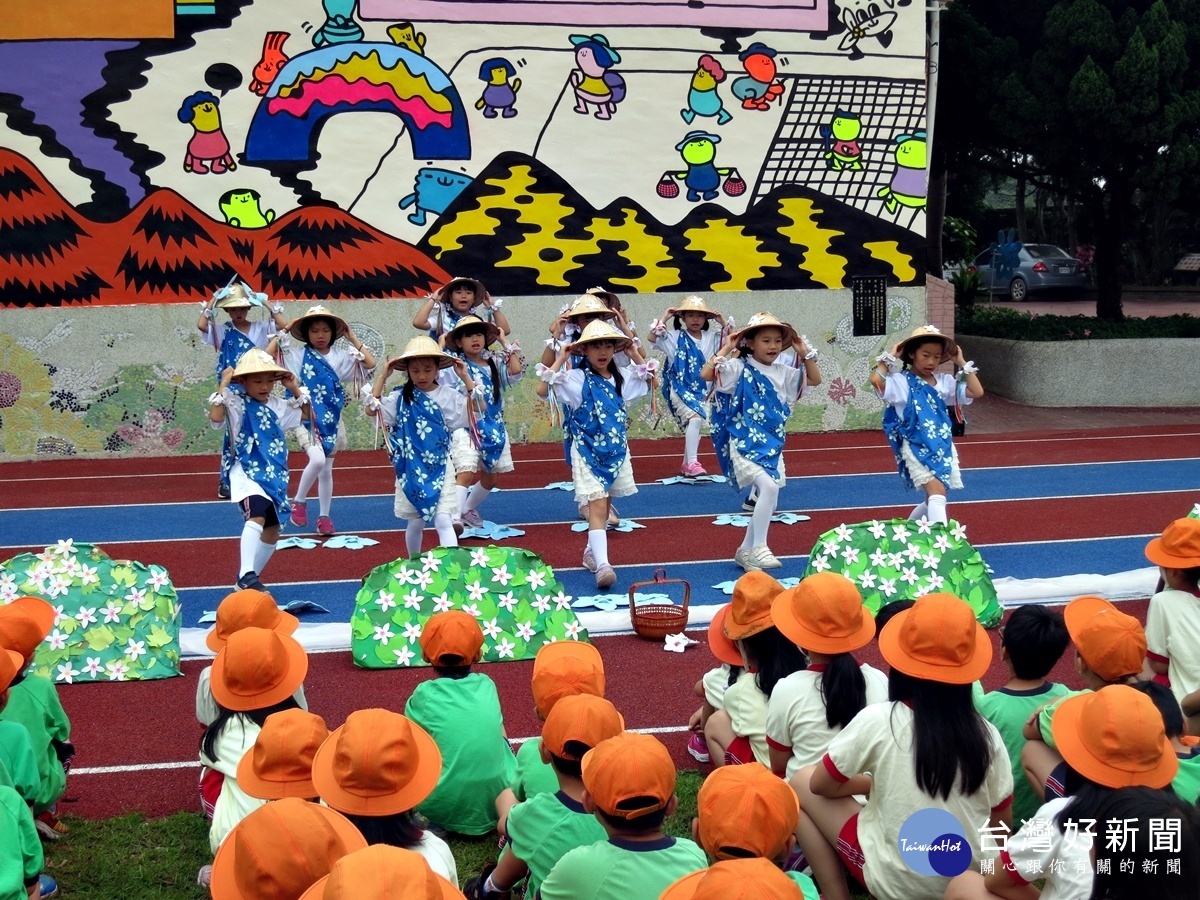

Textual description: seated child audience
[0,647,39,811]
[311,708,456,883]
[405,611,516,835]
[298,845,466,900]
[685,660,740,764]
[1144,518,1200,715]
[237,709,328,802]
[660,857,806,899]
[538,731,706,899]
[1089,786,1200,900]
[1130,680,1200,803]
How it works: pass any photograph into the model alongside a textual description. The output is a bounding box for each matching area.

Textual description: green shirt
[976,681,1071,825]
[539,835,707,900]
[512,738,559,802]
[0,722,39,806]
[0,785,42,900]
[1036,688,1089,749]
[0,674,69,814]
[405,673,516,836]
[1172,748,1200,803]
[506,790,607,898]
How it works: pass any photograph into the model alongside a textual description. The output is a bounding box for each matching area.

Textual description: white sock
[908,502,928,521]
[750,476,778,547]
[464,484,490,512]
[294,445,325,504]
[405,519,425,556]
[683,417,702,464]
[587,529,610,569]
[927,495,948,525]
[317,458,334,517]
[254,540,276,575]
[434,513,458,547]
[240,521,263,576]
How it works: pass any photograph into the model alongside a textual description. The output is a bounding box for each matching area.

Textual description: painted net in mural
[1,542,182,683]
[801,520,1002,627]
[351,545,588,668]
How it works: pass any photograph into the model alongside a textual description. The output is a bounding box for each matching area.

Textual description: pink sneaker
[681,461,707,477]
[461,509,484,529]
[290,504,308,527]
[687,732,711,763]
[316,516,334,536]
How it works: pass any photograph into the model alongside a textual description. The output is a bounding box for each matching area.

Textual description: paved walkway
[981,293,1200,319]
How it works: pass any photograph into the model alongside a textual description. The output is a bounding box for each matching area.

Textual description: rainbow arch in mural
[243,42,470,164]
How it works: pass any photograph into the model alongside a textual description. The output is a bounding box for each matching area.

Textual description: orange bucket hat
[299,846,466,900]
[1051,685,1179,788]
[0,647,25,693]
[1063,596,1146,683]
[206,588,298,652]
[719,571,785,641]
[582,731,675,819]
[771,573,875,655]
[311,708,443,817]
[530,640,605,718]
[706,607,743,667]
[0,596,55,659]
[1145,518,1200,569]
[210,798,367,900]
[210,627,309,712]
[237,709,330,800]
[878,593,991,685]
[419,610,484,666]
[661,858,804,900]
[696,762,800,861]
[541,694,625,761]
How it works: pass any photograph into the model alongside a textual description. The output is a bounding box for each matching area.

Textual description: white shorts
[450,428,514,475]
[729,443,786,491]
[899,440,963,490]
[393,457,458,520]
[668,386,708,429]
[570,442,637,504]
[289,421,347,456]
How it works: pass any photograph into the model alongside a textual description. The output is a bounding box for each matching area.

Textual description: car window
[973,250,993,267]
[1026,244,1069,259]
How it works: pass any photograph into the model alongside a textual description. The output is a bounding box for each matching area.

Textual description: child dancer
[443,315,525,529]
[702,312,821,572]
[536,319,656,588]
[209,349,310,591]
[365,336,479,558]
[274,305,375,536]
[412,275,510,339]
[870,325,983,525]
[650,295,725,477]
[196,278,288,498]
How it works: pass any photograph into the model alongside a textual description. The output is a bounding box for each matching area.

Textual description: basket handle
[654,567,667,583]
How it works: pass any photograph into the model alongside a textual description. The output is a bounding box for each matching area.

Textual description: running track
[2,426,1197,818]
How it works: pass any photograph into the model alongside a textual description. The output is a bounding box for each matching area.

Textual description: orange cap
[311,708,443,816]
[210,627,309,712]
[582,732,675,819]
[206,589,298,652]
[696,762,800,861]
[1145,518,1200,568]
[722,572,785,641]
[706,605,743,667]
[210,798,367,900]
[0,596,55,659]
[531,640,605,718]
[237,709,330,800]
[0,647,25,693]
[298,846,465,900]
[877,593,991,685]
[419,611,484,666]
[1063,596,1146,682]
[1051,685,1179,789]
[660,859,804,900]
[541,694,625,761]
[771,573,875,655]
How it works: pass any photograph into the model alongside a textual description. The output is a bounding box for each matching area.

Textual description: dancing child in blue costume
[208,349,310,591]
[869,325,984,525]
[702,313,821,572]
[411,275,511,341]
[365,336,480,558]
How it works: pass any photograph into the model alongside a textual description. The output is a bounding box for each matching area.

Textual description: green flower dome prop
[801,519,1002,627]
[351,545,589,668]
[0,541,182,683]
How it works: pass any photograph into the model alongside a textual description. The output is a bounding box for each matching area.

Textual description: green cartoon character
[820,110,863,171]
[666,130,733,202]
[219,189,276,228]
[878,130,927,213]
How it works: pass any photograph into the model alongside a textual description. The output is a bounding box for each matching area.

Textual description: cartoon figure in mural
[249,32,290,96]
[178,92,237,175]
[387,22,427,55]
[837,0,903,61]
[877,130,927,213]
[730,43,785,111]
[398,167,473,226]
[819,110,864,171]
[681,55,732,126]
[312,0,364,47]
[219,189,276,228]
[475,58,521,119]
[569,34,626,121]
[660,131,745,203]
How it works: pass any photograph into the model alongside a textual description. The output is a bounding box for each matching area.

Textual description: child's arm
[482,291,511,334]
[870,340,904,394]
[700,335,740,383]
[500,331,526,378]
[208,367,235,424]
[451,358,481,413]
[364,364,393,419]
[794,334,822,386]
[809,760,873,799]
[196,297,217,335]
[265,335,280,357]
[411,294,438,330]
[535,345,572,399]
[953,344,984,398]
[268,301,288,333]
[343,326,376,369]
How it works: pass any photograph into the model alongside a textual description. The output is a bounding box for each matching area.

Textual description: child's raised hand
[281,372,300,392]
[953,345,967,366]
[219,366,235,387]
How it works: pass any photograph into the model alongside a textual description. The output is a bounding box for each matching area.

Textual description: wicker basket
[628,568,690,640]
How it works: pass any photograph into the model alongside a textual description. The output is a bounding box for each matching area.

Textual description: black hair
[874,599,915,634]
[549,741,589,778]
[579,354,624,397]
[819,652,869,730]
[200,696,301,763]
[596,796,668,832]
[345,810,427,848]
[1175,565,1200,591]
[454,324,502,404]
[1002,605,1070,680]
[900,337,949,368]
[888,669,993,799]
[725,664,744,688]
[1131,680,1185,738]
[1089,787,1200,899]
[1053,764,1116,832]
[431,661,472,679]
[401,377,416,405]
[672,313,711,332]
[299,315,337,346]
[740,626,808,699]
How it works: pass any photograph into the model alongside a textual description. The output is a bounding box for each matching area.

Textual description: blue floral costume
[462,357,509,471]
[298,347,345,455]
[661,331,711,425]
[384,387,452,521]
[882,371,958,490]
[564,373,628,492]
[230,390,292,517]
[214,328,258,488]
[711,360,792,490]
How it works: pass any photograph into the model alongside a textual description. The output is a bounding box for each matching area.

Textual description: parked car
[970,243,1087,301]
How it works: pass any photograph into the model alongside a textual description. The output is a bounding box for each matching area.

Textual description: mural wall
[0,0,927,457]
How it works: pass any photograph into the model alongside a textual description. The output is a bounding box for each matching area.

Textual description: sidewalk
[964,393,1200,434]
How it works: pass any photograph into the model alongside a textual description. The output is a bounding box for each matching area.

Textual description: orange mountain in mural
[0,148,449,307]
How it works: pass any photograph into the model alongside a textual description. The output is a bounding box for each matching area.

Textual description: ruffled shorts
[289,420,347,456]
[899,440,963,490]
[729,443,786,491]
[570,442,637,504]
[393,457,457,520]
[450,427,514,474]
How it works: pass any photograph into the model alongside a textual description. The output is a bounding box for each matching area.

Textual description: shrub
[957,306,1200,340]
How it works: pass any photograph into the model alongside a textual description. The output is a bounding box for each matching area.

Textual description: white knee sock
[684,417,702,464]
[455,485,468,516]
[464,484,490,512]
[908,502,928,521]
[587,529,610,569]
[434,513,458,547]
[254,539,276,576]
[750,477,779,548]
[405,518,425,556]
[240,521,263,576]
[317,458,334,517]
[294,445,325,504]
[927,495,948,525]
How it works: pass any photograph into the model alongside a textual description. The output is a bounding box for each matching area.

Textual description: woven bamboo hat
[214,280,267,309]
[667,296,722,319]
[566,319,632,354]
[732,312,797,347]
[288,305,348,343]
[435,276,486,307]
[444,315,501,353]
[232,348,289,380]
[386,336,456,372]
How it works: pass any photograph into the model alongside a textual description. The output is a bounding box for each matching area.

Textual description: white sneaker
[595,564,617,589]
[752,545,782,569]
[582,546,598,572]
[734,547,761,572]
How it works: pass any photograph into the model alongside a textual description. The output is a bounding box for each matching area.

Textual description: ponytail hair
[741,627,808,699]
[820,652,868,729]
[401,378,416,406]
[487,356,501,405]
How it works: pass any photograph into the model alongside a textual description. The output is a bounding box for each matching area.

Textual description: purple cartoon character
[475,57,521,118]
[569,34,626,120]
[178,92,237,175]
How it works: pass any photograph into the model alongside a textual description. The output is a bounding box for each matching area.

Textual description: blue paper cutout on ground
[461,521,526,541]
[656,475,728,485]
[323,535,380,549]
[571,519,646,533]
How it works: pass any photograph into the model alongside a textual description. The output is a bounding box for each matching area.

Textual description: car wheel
[1009,276,1028,302]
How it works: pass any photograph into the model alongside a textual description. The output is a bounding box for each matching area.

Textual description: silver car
[971,243,1087,301]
